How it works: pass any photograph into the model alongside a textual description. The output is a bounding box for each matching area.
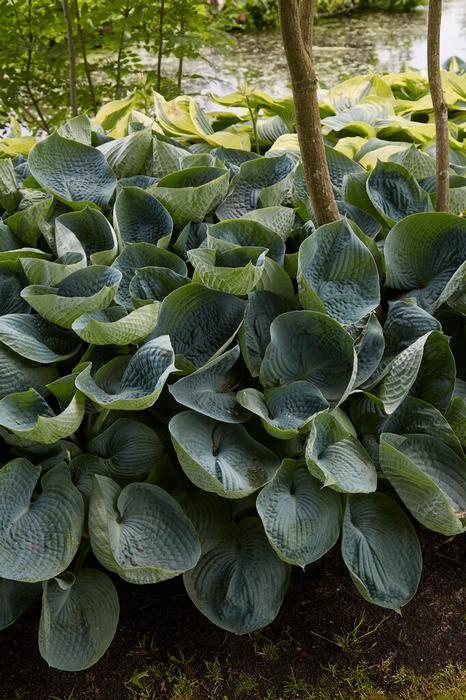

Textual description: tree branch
[72,0,97,113]
[62,0,78,116]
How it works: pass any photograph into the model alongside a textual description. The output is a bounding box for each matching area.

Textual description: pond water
[154,0,466,99]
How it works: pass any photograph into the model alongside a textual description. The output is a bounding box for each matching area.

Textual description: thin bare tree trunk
[278,0,339,226]
[115,0,131,99]
[62,0,78,116]
[72,0,97,113]
[157,0,166,92]
[427,0,449,212]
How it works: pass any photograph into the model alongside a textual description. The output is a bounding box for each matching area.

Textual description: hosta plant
[0,82,465,671]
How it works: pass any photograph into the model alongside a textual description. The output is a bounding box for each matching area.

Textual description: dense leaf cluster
[0,74,465,671]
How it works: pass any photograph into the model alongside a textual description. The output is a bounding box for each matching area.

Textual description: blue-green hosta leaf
[55,207,118,266]
[434,259,466,313]
[305,412,377,493]
[28,132,117,210]
[113,186,173,249]
[189,246,267,295]
[89,475,200,583]
[177,488,231,554]
[0,460,84,582]
[97,128,152,178]
[75,336,175,410]
[0,313,80,363]
[239,291,295,377]
[379,433,466,535]
[111,242,186,308]
[148,167,229,229]
[259,311,357,405]
[256,257,294,298]
[169,346,249,423]
[349,313,385,387]
[0,388,85,444]
[367,160,432,225]
[184,517,290,634]
[21,252,86,286]
[388,144,437,180]
[0,159,21,212]
[297,219,380,325]
[39,568,119,671]
[237,383,329,440]
[447,396,466,450]
[173,222,207,259]
[169,411,280,498]
[86,417,165,484]
[0,262,30,316]
[341,492,422,611]
[206,218,285,264]
[337,200,382,240]
[257,459,341,567]
[382,300,441,362]
[4,195,54,247]
[240,206,296,238]
[384,213,466,311]
[322,97,393,138]
[57,114,92,144]
[0,344,58,399]
[325,145,365,191]
[72,304,159,345]
[21,265,122,329]
[216,155,294,221]
[0,578,41,630]
[129,266,189,307]
[144,136,188,179]
[154,284,245,369]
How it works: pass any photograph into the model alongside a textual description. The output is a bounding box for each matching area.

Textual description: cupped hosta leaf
[206,219,286,265]
[148,167,229,229]
[72,304,159,345]
[184,517,290,634]
[259,311,357,405]
[350,313,385,387]
[113,186,173,249]
[4,196,54,246]
[0,264,31,316]
[379,433,466,535]
[366,160,432,225]
[129,266,189,307]
[57,114,92,144]
[39,568,119,671]
[0,388,85,444]
[435,259,466,313]
[237,383,329,440]
[0,578,41,630]
[28,132,117,209]
[169,346,249,423]
[21,265,122,329]
[169,411,280,498]
[240,206,296,238]
[75,336,175,410]
[0,460,84,582]
[297,219,380,325]
[341,492,422,611]
[154,284,245,369]
[239,291,295,377]
[0,159,21,213]
[55,207,118,266]
[257,459,341,567]
[305,412,377,493]
[89,475,201,583]
[0,344,58,399]
[0,313,80,363]
[86,417,165,484]
[447,395,466,450]
[189,246,267,295]
[21,252,86,287]
[177,487,231,554]
[382,299,441,360]
[216,155,294,220]
[389,144,436,180]
[111,242,186,308]
[384,213,466,311]
[97,127,152,178]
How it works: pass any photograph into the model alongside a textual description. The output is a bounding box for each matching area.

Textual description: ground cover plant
[0,64,465,672]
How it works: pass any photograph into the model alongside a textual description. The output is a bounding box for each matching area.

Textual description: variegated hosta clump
[0,92,465,672]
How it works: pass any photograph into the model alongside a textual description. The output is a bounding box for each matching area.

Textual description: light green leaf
[189,246,267,295]
[0,159,21,212]
[21,252,86,287]
[72,304,159,345]
[206,218,285,265]
[5,196,54,246]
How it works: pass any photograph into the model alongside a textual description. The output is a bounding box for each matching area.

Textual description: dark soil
[1,529,465,700]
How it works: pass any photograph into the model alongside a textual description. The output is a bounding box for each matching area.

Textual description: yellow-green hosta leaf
[239,206,296,238]
[39,568,119,671]
[113,186,173,248]
[169,410,280,498]
[0,578,41,630]
[21,265,122,329]
[184,516,290,634]
[28,132,117,210]
[94,95,139,137]
[0,388,85,444]
[0,159,21,213]
[0,313,80,363]
[0,136,36,157]
[75,335,175,410]
[55,207,118,266]
[0,460,84,582]
[72,304,159,345]
[379,433,466,536]
[5,196,54,246]
[341,492,422,612]
[305,412,377,493]
[189,246,267,295]
[21,252,86,286]
[89,475,201,584]
[257,459,341,567]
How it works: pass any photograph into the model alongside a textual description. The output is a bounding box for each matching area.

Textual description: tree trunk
[156,0,166,93]
[427,0,450,212]
[62,0,78,116]
[277,0,339,226]
[72,0,97,113]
